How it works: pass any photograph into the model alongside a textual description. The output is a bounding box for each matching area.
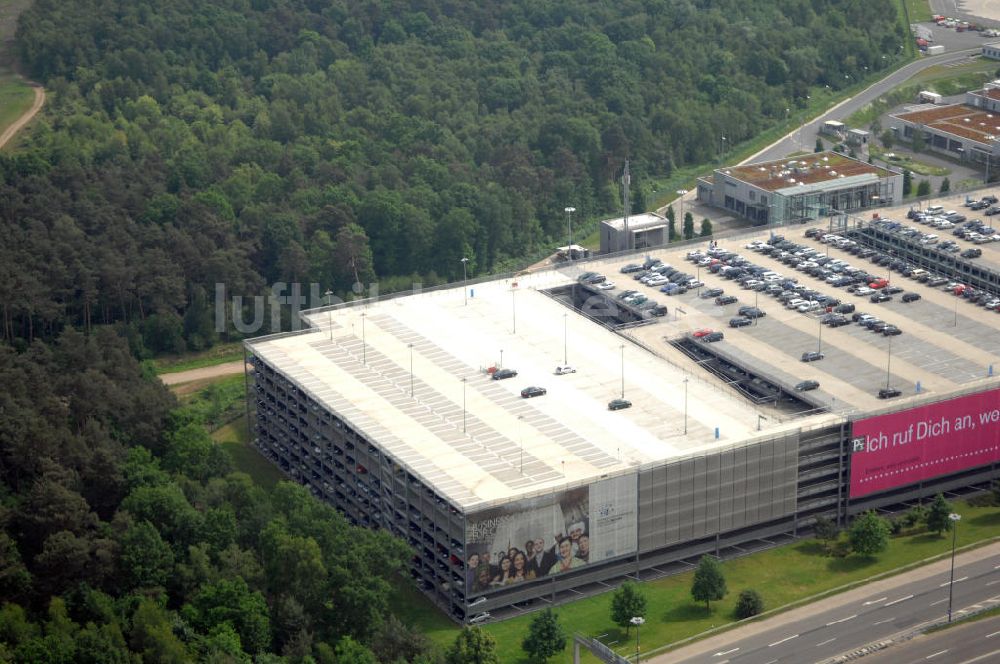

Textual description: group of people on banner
[466,521,589,592]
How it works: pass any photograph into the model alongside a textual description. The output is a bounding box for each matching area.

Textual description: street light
[630,616,645,663]
[409,343,414,397]
[947,512,962,622]
[462,377,467,433]
[460,257,469,306]
[565,206,576,259]
[683,377,689,435]
[563,313,568,365]
[818,315,823,354]
[676,189,689,237]
[885,333,892,391]
[324,289,334,341]
[518,415,524,475]
[620,344,625,399]
[499,349,503,369]
[512,286,517,334]
[361,312,367,366]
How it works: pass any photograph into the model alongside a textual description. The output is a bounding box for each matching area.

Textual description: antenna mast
[622,159,631,251]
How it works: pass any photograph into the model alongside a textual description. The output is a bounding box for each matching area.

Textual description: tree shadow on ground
[909,532,947,545]
[969,511,1000,528]
[663,602,713,623]
[794,540,829,557]
[827,555,879,574]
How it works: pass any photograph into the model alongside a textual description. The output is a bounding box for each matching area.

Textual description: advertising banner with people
[849,387,1000,498]
[464,475,637,594]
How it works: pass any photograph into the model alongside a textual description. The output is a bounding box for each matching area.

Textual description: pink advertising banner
[849,387,1000,498]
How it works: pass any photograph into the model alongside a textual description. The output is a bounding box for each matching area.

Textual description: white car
[855,287,874,296]
[596,281,615,290]
[797,301,821,313]
[554,365,576,375]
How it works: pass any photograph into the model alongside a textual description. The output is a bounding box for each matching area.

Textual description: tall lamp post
[564,206,576,259]
[460,257,469,306]
[947,512,962,622]
[408,343,414,397]
[630,616,645,663]
[563,313,568,365]
[683,377,689,435]
[324,289,334,341]
[818,315,824,354]
[461,377,467,433]
[361,312,367,366]
[885,333,893,391]
[518,415,525,474]
[676,189,689,236]
[620,344,626,399]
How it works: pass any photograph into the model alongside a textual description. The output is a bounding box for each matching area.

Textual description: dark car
[833,303,855,314]
[961,248,983,259]
[619,263,643,273]
[885,286,904,295]
[701,288,724,298]
[608,398,632,411]
[801,351,824,362]
[878,387,902,399]
[492,368,518,380]
[741,307,766,318]
[729,317,752,328]
[702,331,725,343]
[901,292,921,303]
[715,295,738,305]
[882,325,902,336]
[520,386,547,398]
[870,292,892,303]
[794,379,820,391]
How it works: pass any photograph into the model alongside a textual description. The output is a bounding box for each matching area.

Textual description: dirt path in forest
[0,82,42,148]
[160,360,246,387]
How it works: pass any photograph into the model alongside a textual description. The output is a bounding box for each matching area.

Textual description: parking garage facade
[246,322,1000,624]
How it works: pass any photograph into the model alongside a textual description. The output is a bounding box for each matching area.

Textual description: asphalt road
[748,47,982,166]
[658,541,1000,664]
[860,613,1000,663]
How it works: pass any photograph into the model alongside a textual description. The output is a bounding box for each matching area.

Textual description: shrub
[734,589,765,619]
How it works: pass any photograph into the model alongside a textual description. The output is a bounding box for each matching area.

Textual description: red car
[869,278,888,289]
[692,328,713,338]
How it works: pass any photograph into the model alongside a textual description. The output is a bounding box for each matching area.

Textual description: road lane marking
[768,635,799,647]
[926,650,948,659]
[714,649,739,656]
[886,594,914,606]
[940,576,969,587]
[930,598,949,606]
[873,617,894,625]
[826,614,857,626]
[816,638,836,647]
[863,596,887,606]
[987,580,1000,586]
[960,647,1000,663]
[986,631,1000,639]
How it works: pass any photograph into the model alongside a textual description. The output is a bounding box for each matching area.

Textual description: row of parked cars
[849,220,1000,313]
[740,237,912,334]
[904,206,999,249]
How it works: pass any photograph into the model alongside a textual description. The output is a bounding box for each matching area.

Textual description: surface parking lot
[564,199,1000,414]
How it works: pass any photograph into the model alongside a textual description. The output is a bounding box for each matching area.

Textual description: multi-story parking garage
[246,193,1000,624]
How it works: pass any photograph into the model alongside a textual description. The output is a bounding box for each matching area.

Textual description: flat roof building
[696,151,901,226]
[890,83,1000,169]
[598,212,668,254]
[246,196,1000,623]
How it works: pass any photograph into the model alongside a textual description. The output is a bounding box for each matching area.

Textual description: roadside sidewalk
[652,540,1000,663]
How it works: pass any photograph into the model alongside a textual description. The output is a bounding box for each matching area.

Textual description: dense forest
[2,0,907,352]
[0,0,910,660]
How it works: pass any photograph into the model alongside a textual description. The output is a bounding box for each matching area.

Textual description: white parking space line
[986,630,1000,638]
[714,648,739,656]
[873,617,895,625]
[886,594,914,606]
[930,598,949,606]
[926,649,948,659]
[986,580,1000,586]
[768,634,799,647]
[817,638,836,647]
[826,614,857,626]
[960,648,1000,663]
[863,596,887,606]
